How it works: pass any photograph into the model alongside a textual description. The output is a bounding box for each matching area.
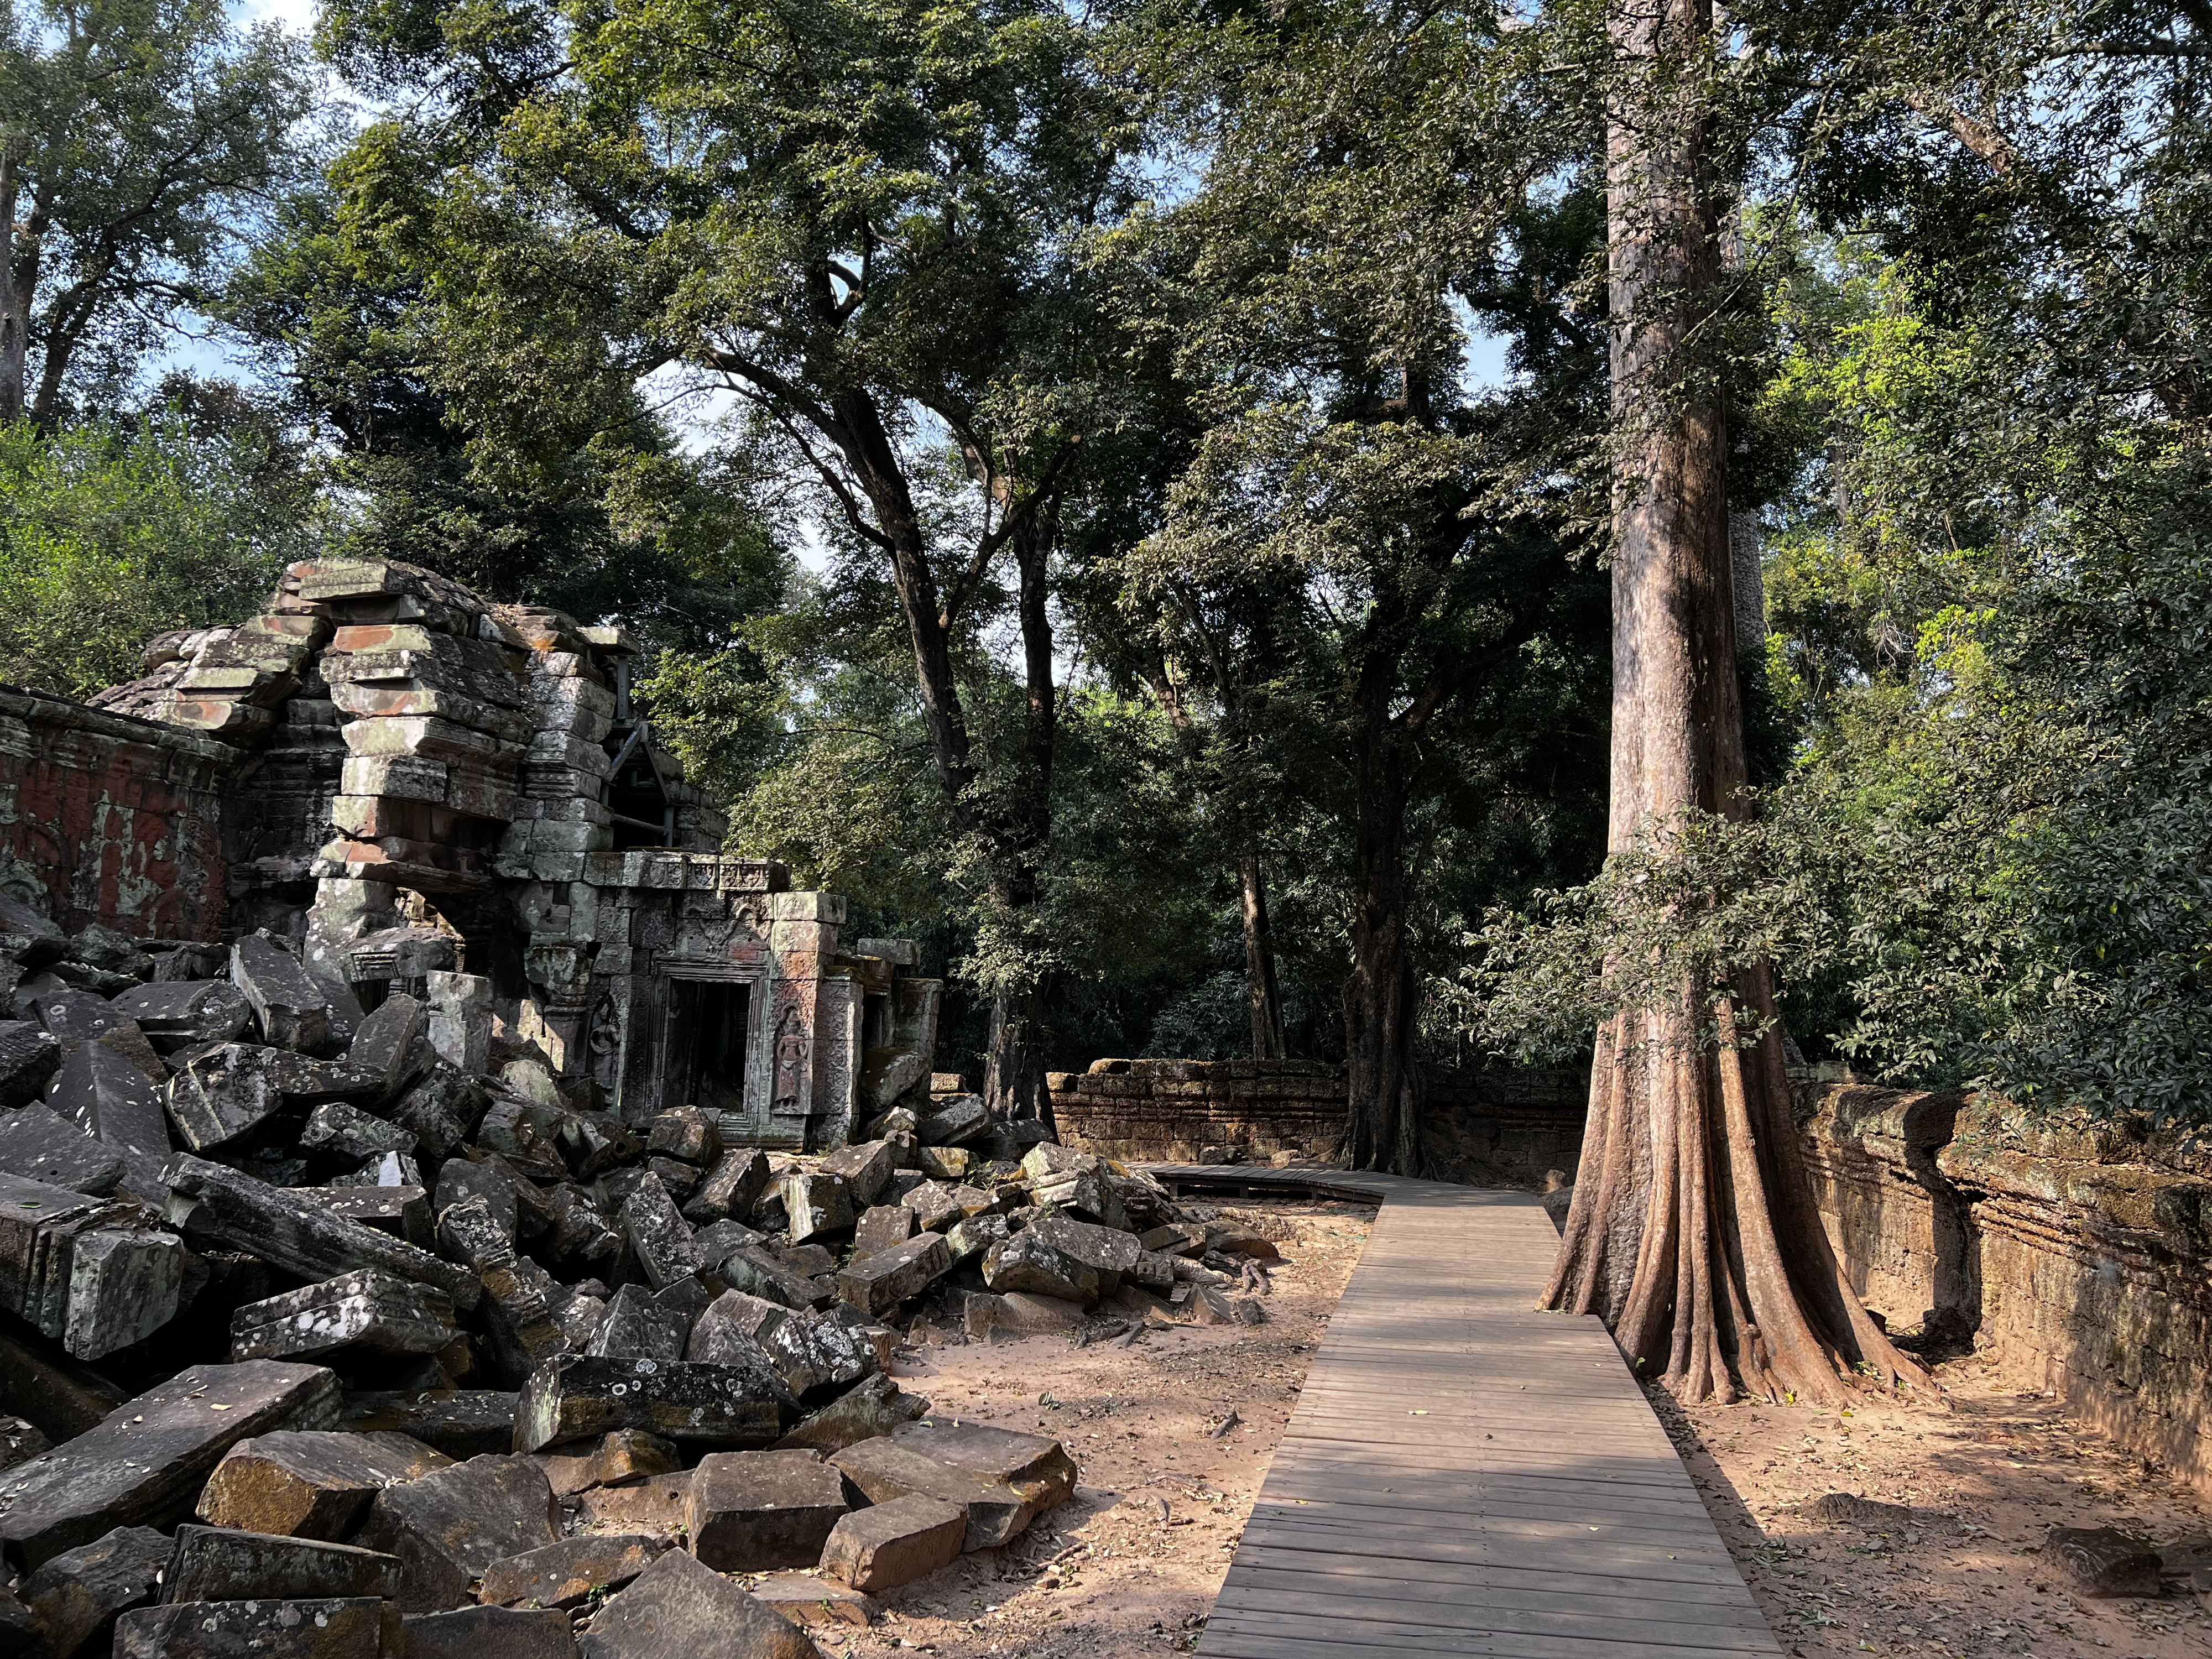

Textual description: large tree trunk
[984,977,1054,1132]
[0,147,23,424]
[1238,849,1288,1060]
[838,389,1062,1133]
[1546,0,1921,1403]
[984,517,1060,1130]
[1340,727,1425,1174]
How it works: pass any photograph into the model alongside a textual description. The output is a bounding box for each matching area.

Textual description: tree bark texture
[1341,720,1425,1176]
[0,145,23,424]
[799,380,1062,1130]
[1238,849,1288,1060]
[1545,0,1922,1403]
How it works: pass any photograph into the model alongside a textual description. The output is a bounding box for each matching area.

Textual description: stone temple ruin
[50,555,944,1150]
[0,557,1277,1655]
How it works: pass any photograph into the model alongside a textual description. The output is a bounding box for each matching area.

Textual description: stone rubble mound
[0,904,1279,1653]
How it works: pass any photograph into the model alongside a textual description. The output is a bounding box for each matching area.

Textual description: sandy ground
[797,1196,1377,1658]
[808,1194,2210,1659]
[1662,1352,2212,1659]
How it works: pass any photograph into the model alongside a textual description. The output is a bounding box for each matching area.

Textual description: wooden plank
[1147,1163,1780,1659]
[1205,1598,1782,1656]
[1215,1572,1775,1634]
[1232,1528,1747,1589]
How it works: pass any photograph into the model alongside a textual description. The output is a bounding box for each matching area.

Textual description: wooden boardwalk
[1143,1165,1782,1659]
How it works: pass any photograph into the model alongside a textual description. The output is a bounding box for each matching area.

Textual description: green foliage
[0,416,316,694]
[644,567,1234,1072]
[216,190,784,647]
[1473,187,2212,1125]
[0,0,316,420]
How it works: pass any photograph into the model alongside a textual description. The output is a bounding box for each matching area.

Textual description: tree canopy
[13,0,2211,1140]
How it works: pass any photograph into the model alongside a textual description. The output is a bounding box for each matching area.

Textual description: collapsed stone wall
[1049,1057,1587,1185]
[0,688,233,940]
[1055,1054,2212,1493]
[6,555,941,1147]
[1800,1082,2212,1494]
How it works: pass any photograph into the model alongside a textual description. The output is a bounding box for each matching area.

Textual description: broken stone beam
[163,1524,402,1603]
[773,1373,928,1457]
[980,1232,1099,1305]
[164,1045,383,1154]
[901,1179,991,1232]
[346,992,424,1098]
[197,1429,453,1540]
[0,1103,125,1194]
[477,1532,664,1610]
[424,972,492,1075]
[1028,1165,1130,1231]
[0,1020,63,1108]
[108,979,252,1053]
[61,1225,185,1360]
[680,1147,768,1225]
[300,1102,416,1165]
[891,1419,1077,1516]
[685,1449,848,1572]
[332,1387,513,1458]
[512,1355,783,1454]
[682,1294,803,1410]
[817,1139,896,1206]
[17,1523,170,1658]
[942,1212,1008,1266]
[618,1175,698,1292]
[231,932,336,1054]
[747,1307,877,1400]
[573,1548,818,1659]
[836,1232,951,1317]
[229,1270,457,1363]
[646,1106,721,1166]
[401,1604,579,1659]
[780,1172,853,1244]
[0,1360,342,1568]
[818,1492,966,1593]
[587,1282,686,1363]
[291,1186,432,1249]
[0,1171,184,1360]
[917,1093,989,1146]
[163,1154,479,1311]
[829,1436,1046,1552]
[389,1068,489,1162]
[46,1044,169,1166]
[430,1196,568,1388]
[714,1244,831,1312]
[1029,1210,1142,1277]
[356,1453,560,1612]
[851,1204,917,1258]
[114,1595,394,1658]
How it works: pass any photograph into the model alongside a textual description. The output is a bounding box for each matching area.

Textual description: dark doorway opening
[669,979,750,1118]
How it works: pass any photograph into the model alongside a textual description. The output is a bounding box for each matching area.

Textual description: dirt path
[1662,1352,2212,1658]
[798,1196,1375,1658]
[790,1188,2209,1659]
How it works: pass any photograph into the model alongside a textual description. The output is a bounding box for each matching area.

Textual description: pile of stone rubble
[0,896,1281,1656]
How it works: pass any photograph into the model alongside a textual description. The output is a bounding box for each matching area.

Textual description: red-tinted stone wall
[0,686,237,940]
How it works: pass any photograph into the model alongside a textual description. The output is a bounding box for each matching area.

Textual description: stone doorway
[665,975,754,1128]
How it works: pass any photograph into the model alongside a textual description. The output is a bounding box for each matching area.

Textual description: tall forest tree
[1541,0,1919,1400]
[1126,0,1610,1170]
[0,0,313,424]
[216,192,780,649]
